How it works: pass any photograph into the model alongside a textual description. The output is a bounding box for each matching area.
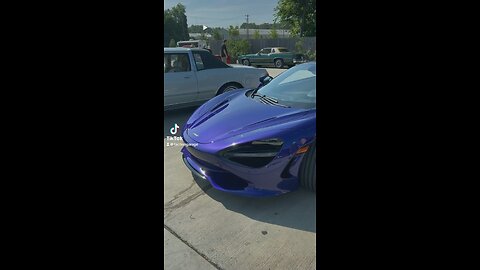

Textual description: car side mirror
[259,75,273,85]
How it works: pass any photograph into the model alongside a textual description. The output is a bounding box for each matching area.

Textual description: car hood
[185,90,310,144]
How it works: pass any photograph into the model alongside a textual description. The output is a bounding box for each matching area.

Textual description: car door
[258,48,272,65]
[250,49,264,64]
[267,48,277,65]
[248,50,260,65]
[164,52,198,107]
[193,50,233,101]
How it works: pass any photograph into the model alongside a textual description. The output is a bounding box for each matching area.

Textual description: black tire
[274,58,284,68]
[217,82,242,95]
[299,141,316,192]
[242,59,250,66]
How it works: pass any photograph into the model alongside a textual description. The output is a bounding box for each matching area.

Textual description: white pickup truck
[164,47,268,110]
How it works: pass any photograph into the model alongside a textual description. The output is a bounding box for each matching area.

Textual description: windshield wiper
[262,95,280,103]
[259,95,291,108]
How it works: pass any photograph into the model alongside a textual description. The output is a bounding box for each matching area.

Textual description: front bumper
[293,59,308,65]
[181,144,303,197]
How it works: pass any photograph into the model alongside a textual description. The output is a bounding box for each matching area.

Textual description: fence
[209,37,316,55]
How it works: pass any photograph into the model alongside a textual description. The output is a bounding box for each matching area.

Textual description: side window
[164,53,191,73]
[193,53,204,71]
[194,51,229,70]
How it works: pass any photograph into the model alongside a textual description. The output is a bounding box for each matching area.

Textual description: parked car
[164,48,268,110]
[181,62,316,196]
[238,47,306,68]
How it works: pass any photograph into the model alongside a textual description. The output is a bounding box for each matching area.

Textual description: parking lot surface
[264,67,285,78]
[164,68,316,270]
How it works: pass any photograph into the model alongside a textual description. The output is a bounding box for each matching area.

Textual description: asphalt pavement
[164,68,316,270]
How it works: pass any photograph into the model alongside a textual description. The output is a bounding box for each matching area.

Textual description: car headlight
[219,138,283,167]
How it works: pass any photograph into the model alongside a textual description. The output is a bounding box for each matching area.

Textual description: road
[164,68,316,270]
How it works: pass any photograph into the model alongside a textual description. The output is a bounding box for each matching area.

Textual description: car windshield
[256,62,316,109]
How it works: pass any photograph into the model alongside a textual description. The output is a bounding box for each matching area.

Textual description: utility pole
[245,14,249,39]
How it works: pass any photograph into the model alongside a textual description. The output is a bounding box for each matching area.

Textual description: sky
[164,0,280,28]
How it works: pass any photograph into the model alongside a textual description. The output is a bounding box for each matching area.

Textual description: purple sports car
[181,62,316,196]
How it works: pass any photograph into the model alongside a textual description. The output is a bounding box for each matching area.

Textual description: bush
[295,39,304,53]
[304,50,316,61]
[295,38,316,61]
[226,39,250,63]
[168,39,176,47]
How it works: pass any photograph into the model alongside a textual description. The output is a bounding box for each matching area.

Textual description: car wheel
[217,82,242,95]
[299,141,316,192]
[242,59,250,66]
[274,59,284,68]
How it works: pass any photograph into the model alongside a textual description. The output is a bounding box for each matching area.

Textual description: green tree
[228,25,240,39]
[253,29,260,39]
[274,0,316,37]
[240,22,258,29]
[163,4,189,46]
[188,24,203,33]
[270,28,278,39]
[259,23,273,29]
[213,29,222,40]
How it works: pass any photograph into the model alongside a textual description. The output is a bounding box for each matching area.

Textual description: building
[237,29,291,38]
[190,29,291,40]
[188,33,212,39]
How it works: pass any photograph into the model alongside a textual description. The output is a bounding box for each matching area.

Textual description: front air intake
[219,139,283,168]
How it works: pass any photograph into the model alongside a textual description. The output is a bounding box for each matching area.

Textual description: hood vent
[190,101,229,129]
[209,100,229,112]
